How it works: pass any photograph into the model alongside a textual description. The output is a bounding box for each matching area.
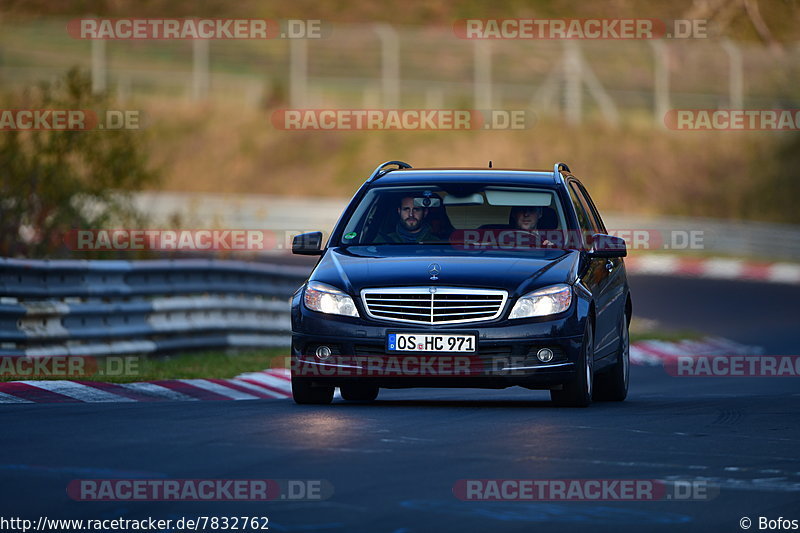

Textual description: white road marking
[631,256,681,275]
[0,391,33,403]
[236,372,292,393]
[117,382,199,401]
[181,379,260,400]
[701,258,744,279]
[768,263,800,284]
[227,379,288,398]
[630,337,763,366]
[18,381,135,403]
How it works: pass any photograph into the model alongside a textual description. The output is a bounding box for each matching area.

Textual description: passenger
[508,206,554,247]
[509,206,543,230]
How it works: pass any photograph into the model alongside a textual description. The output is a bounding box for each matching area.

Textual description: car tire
[551,320,593,407]
[340,384,380,402]
[594,314,630,402]
[291,378,334,405]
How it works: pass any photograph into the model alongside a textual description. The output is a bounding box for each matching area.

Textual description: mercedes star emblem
[428,263,441,280]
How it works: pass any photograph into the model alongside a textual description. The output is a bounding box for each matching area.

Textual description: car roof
[371,168,561,188]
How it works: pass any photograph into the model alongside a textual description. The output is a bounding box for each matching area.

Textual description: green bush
[0,68,157,258]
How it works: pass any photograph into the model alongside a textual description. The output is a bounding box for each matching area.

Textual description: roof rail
[366,160,412,183]
[553,162,571,185]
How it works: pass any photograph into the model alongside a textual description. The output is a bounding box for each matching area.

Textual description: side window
[567,182,594,249]
[567,183,593,233]
[360,199,381,242]
[569,182,601,234]
[576,183,607,234]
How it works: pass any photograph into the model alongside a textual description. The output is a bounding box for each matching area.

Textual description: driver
[382,196,440,243]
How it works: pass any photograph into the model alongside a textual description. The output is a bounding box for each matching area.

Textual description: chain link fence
[1,19,798,125]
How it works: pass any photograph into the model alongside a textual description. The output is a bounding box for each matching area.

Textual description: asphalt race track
[631,275,800,355]
[1,275,798,533]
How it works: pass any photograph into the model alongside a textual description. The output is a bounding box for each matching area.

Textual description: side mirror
[292,232,324,255]
[588,234,627,258]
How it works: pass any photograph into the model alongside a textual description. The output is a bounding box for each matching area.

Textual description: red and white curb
[631,337,762,366]
[0,338,764,403]
[0,368,292,404]
[625,255,800,285]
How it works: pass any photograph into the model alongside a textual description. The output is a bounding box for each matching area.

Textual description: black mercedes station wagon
[290,161,631,407]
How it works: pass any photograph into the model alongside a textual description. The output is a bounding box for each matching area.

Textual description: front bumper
[290,295,588,390]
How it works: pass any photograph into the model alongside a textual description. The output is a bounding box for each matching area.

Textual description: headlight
[509,284,572,319]
[303,281,359,317]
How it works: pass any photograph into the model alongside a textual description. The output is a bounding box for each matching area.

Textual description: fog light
[315,345,332,361]
[536,348,554,363]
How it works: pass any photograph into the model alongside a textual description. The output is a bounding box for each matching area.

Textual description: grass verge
[0,348,289,383]
[629,317,703,344]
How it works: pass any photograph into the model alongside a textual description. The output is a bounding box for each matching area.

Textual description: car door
[573,181,626,358]
[567,180,614,359]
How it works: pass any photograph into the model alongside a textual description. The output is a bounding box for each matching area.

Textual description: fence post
[91,38,106,94]
[563,41,582,125]
[374,24,399,108]
[533,65,560,116]
[722,39,744,108]
[192,38,210,100]
[290,38,308,107]
[652,40,670,128]
[580,55,620,126]
[473,40,492,109]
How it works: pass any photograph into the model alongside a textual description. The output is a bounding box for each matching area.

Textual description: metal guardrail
[0,258,310,357]
[602,213,800,262]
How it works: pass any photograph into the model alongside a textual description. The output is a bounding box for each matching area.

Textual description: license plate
[387,333,476,353]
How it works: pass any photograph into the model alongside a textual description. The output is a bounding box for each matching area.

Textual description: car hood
[310,245,580,297]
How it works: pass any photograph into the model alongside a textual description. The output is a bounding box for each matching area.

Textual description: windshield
[338,184,570,250]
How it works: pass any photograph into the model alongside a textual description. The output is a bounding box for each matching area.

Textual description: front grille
[361,287,507,325]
